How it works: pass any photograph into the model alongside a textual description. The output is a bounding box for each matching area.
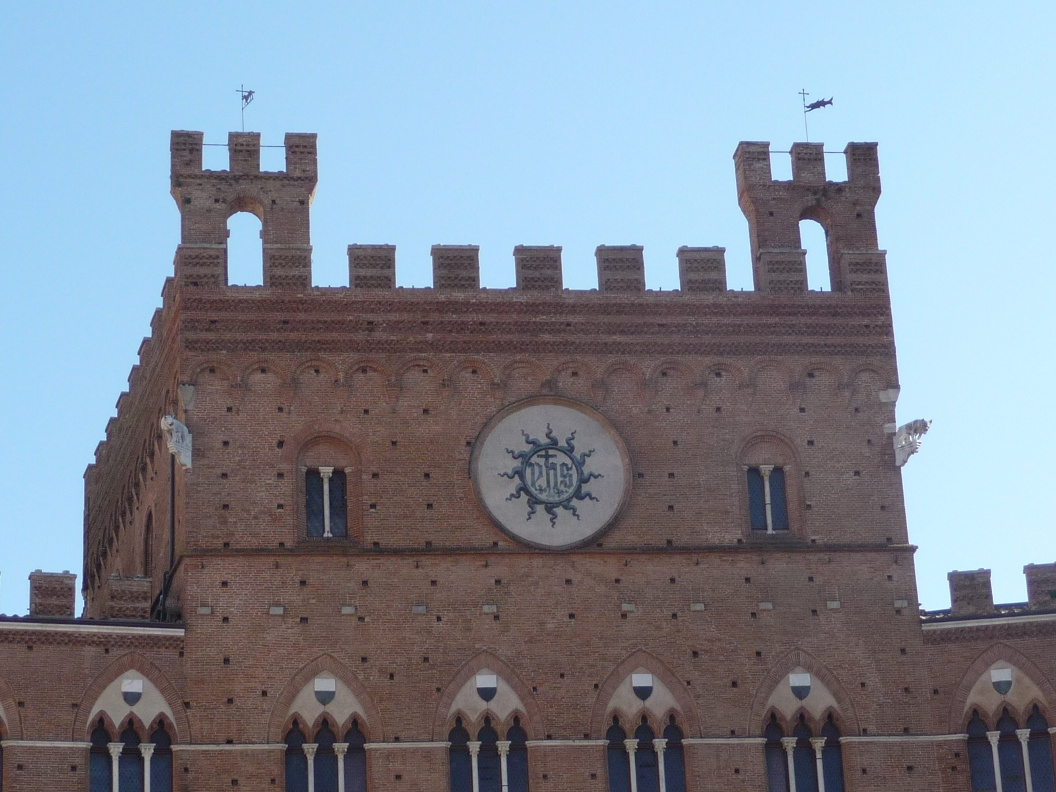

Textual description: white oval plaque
[471,397,631,549]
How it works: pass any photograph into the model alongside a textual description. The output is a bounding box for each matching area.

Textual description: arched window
[634,719,660,792]
[344,720,368,792]
[506,717,529,792]
[285,721,309,792]
[662,717,687,792]
[90,720,112,792]
[792,719,818,792]
[746,466,789,532]
[1027,707,1056,792]
[820,715,845,792]
[449,717,472,792]
[477,717,501,792]
[227,211,264,286]
[997,709,1027,792]
[967,710,997,792]
[741,435,800,536]
[606,717,631,792]
[315,720,339,792]
[298,436,360,542]
[117,723,143,792]
[800,218,831,291]
[764,716,788,792]
[149,722,173,792]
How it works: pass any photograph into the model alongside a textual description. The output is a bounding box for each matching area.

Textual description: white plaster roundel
[471,398,631,549]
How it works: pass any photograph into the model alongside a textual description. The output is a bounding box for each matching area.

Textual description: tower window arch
[343,720,368,792]
[449,717,472,792]
[89,719,112,792]
[226,211,263,286]
[741,434,801,536]
[1027,706,1056,792]
[296,436,361,543]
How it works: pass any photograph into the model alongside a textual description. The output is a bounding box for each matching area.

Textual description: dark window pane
[998,737,1027,792]
[117,754,144,792]
[607,743,631,792]
[315,750,338,792]
[90,752,112,792]
[151,754,173,792]
[635,743,660,792]
[330,470,347,537]
[1027,710,1055,792]
[478,743,501,792]
[792,723,817,792]
[663,723,686,792]
[450,747,472,792]
[344,746,368,792]
[507,743,529,792]
[343,721,368,792]
[770,467,789,529]
[286,724,309,792]
[765,742,788,792]
[968,712,997,792]
[450,722,472,792]
[820,719,844,792]
[747,467,767,529]
[306,470,324,537]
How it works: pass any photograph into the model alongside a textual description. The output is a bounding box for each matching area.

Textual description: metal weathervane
[237,84,255,132]
[799,89,833,141]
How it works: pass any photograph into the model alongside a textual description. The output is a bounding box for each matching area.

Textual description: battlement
[734,142,887,294]
[171,131,317,291]
[169,133,891,299]
[931,563,1056,620]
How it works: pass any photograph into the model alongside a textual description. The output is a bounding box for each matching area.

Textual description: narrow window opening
[800,218,831,292]
[227,212,263,286]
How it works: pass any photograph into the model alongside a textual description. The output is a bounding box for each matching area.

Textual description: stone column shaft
[781,737,798,792]
[987,732,1004,792]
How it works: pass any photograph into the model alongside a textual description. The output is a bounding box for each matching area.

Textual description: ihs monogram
[500,424,603,525]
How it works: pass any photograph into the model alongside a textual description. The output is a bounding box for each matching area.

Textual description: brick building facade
[0,132,1053,792]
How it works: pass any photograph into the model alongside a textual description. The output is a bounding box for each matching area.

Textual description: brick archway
[747,648,860,737]
[588,649,700,738]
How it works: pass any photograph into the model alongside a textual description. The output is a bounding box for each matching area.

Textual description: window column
[811,737,827,792]
[107,743,123,792]
[141,743,155,792]
[304,743,318,792]
[624,739,639,792]
[497,740,510,792]
[1016,730,1035,792]
[334,743,348,792]
[318,467,334,537]
[759,465,775,533]
[988,731,1005,792]
[653,737,667,792]
[468,741,482,792]
[781,737,798,792]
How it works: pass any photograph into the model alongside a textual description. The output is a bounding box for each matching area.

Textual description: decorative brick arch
[72,652,189,743]
[293,357,342,385]
[432,650,544,741]
[588,649,700,738]
[450,357,498,382]
[747,648,860,737]
[267,654,383,743]
[0,674,23,739]
[947,642,1056,733]
[188,360,239,387]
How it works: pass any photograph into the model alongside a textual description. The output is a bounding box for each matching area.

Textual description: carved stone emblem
[471,397,631,549]
[501,425,601,525]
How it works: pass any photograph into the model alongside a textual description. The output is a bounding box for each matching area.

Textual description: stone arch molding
[267,654,384,743]
[0,674,22,739]
[948,642,1056,732]
[73,652,189,743]
[748,648,860,737]
[588,649,700,738]
[433,650,544,741]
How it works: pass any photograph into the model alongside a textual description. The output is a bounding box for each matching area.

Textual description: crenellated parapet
[170,131,318,291]
[734,141,887,294]
[169,133,892,298]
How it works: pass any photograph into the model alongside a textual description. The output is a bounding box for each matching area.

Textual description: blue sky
[0,2,1053,614]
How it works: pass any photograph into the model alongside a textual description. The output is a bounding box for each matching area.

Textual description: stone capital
[303,742,318,759]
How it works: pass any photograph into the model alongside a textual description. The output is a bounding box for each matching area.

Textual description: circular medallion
[470,397,632,549]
